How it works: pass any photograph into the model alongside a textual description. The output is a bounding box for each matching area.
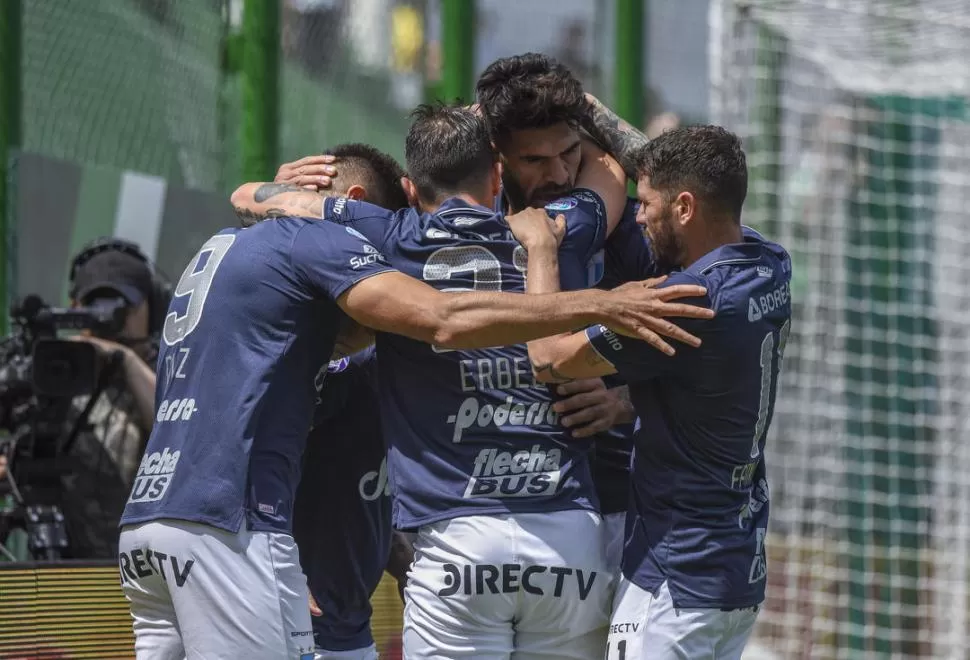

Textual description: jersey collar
[688,226,769,276]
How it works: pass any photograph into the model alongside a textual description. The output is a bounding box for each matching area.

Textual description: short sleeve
[599,199,658,289]
[323,197,396,250]
[586,271,710,383]
[545,188,608,290]
[291,220,397,301]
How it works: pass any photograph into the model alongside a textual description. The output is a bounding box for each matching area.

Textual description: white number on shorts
[423,245,526,352]
[162,234,235,346]
[606,639,627,659]
[749,319,790,459]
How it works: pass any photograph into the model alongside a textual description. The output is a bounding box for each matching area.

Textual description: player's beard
[502,171,573,211]
[646,209,686,272]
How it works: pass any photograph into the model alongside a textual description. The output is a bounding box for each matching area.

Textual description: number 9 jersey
[120,217,395,535]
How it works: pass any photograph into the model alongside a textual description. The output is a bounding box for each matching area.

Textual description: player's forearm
[614,385,637,423]
[582,93,649,181]
[385,531,415,585]
[230,182,326,226]
[524,242,561,295]
[122,348,157,434]
[433,289,612,349]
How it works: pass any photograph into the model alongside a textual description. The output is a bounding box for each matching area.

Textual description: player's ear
[489,161,503,198]
[347,184,367,201]
[674,191,695,226]
[401,177,420,208]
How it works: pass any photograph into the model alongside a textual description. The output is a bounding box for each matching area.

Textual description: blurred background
[0,0,969,658]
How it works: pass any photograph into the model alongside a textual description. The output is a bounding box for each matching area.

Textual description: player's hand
[599,276,714,355]
[553,379,632,438]
[309,592,323,617]
[275,155,337,191]
[507,207,566,250]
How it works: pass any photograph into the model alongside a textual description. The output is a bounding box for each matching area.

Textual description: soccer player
[295,347,410,660]
[474,53,646,572]
[232,104,712,659]
[525,126,792,660]
[116,185,688,659]
[285,144,412,660]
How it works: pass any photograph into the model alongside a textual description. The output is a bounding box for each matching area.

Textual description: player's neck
[421,192,492,214]
[682,220,743,269]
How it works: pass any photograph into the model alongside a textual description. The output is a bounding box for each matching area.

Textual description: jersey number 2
[749,319,791,459]
[423,245,526,352]
[162,234,235,346]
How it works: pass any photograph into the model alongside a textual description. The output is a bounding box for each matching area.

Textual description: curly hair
[475,53,589,140]
[323,143,409,210]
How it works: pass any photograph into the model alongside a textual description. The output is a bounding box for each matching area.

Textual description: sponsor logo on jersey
[155,397,198,423]
[118,548,194,587]
[463,445,562,498]
[747,280,790,322]
[128,447,181,504]
[757,265,773,278]
[437,562,598,600]
[544,197,579,212]
[448,396,559,443]
[328,356,350,373]
[573,190,599,205]
[359,456,391,501]
[451,215,487,227]
[332,197,348,216]
[599,326,623,352]
[349,238,387,269]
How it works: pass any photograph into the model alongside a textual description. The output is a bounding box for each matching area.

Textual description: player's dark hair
[323,143,409,210]
[405,103,497,203]
[475,52,590,141]
[634,125,748,221]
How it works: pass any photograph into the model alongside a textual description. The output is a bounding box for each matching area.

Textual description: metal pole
[439,0,475,103]
[0,0,22,335]
[613,0,644,128]
[240,0,280,181]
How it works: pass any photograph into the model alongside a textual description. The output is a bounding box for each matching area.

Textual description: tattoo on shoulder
[532,362,573,384]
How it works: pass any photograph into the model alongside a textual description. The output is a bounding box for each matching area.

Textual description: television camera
[0,294,130,560]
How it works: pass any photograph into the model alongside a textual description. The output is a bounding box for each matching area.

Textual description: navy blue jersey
[591,199,654,514]
[324,192,607,530]
[586,227,792,608]
[121,218,395,534]
[294,347,390,652]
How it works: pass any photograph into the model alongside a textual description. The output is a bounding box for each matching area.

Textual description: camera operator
[59,245,158,558]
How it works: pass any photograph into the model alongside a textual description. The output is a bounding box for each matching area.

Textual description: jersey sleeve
[599,199,659,289]
[291,220,397,301]
[586,272,710,383]
[545,188,608,290]
[322,197,395,250]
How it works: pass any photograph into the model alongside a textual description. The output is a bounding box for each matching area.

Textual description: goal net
[709,1,970,657]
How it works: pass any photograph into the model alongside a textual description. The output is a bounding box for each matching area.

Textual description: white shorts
[603,511,626,576]
[403,510,613,659]
[314,645,377,660]
[119,520,314,660]
[607,578,759,660]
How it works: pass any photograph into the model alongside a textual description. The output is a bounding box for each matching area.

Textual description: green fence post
[439,0,475,103]
[0,0,22,335]
[240,0,279,182]
[613,0,644,129]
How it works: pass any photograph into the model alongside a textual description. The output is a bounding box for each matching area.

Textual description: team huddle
[116,54,792,660]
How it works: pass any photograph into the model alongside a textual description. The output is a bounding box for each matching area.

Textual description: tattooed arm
[230,182,330,227]
[582,93,651,181]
